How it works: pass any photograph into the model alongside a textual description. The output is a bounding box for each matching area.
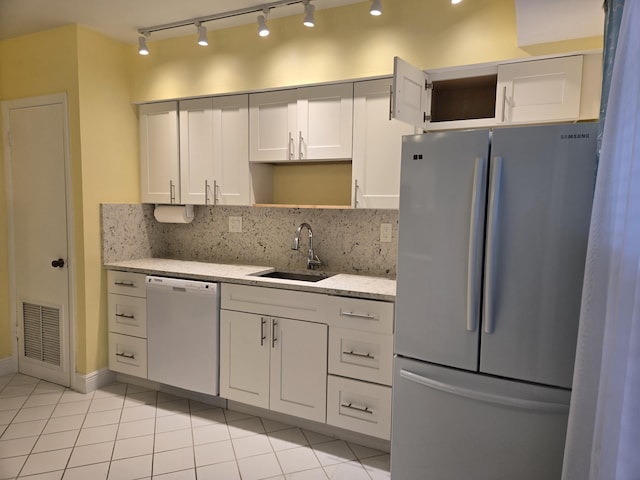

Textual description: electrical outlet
[380,223,392,243]
[229,216,242,233]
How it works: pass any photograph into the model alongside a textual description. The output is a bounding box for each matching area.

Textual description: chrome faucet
[292,223,322,270]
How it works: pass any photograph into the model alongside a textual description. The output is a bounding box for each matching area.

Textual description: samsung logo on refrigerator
[560,133,591,140]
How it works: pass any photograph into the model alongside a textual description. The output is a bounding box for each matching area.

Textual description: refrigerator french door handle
[399,369,569,414]
[466,156,486,332]
[483,156,503,334]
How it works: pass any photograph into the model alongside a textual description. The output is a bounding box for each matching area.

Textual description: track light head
[138,33,149,55]
[303,1,315,27]
[197,23,208,46]
[370,0,382,16]
[257,11,270,37]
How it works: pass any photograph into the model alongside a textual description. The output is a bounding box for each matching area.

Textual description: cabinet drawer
[107,271,147,297]
[329,327,393,386]
[108,294,147,338]
[325,296,394,334]
[108,332,147,378]
[327,375,392,440]
[221,283,325,322]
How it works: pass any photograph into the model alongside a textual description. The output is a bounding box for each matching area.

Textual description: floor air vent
[22,302,61,366]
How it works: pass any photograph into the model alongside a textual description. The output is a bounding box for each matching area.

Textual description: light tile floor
[0,374,390,480]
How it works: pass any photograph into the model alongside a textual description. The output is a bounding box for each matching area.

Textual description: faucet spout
[292,223,322,270]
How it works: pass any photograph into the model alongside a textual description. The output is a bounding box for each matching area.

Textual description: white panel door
[179,98,214,205]
[249,90,297,162]
[213,95,251,205]
[270,318,327,423]
[219,310,269,409]
[3,95,72,386]
[297,83,353,160]
[352,79,415,209]
[496,56,583,124]
[139,101,179,203]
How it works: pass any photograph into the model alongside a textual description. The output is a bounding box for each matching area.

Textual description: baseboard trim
[0,356,18,376]
[227,400,391,452]
[114,373,227,409]
[74,368,116,394]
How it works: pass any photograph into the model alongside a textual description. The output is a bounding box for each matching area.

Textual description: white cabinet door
[270,317,328,423]
[352,79,415,209]
[219,310,270,409]
[249,89,298,162]
[249,84,353,162]
[179,98,214,205]
[496,55,583,124]
[139,102,179,204]
[391,56,430,131]
[297,83,353,160]
[213,95,251,205]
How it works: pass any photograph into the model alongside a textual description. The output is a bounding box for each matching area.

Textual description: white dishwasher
[146,276,219,396]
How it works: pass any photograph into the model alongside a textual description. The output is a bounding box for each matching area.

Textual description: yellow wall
[0,26,138,373]
[127,0,601,103]
[0,26,82,361]
[0,0,602,375]
[75,27,139,373]
[272,163,352,206]
[0,43,8,359]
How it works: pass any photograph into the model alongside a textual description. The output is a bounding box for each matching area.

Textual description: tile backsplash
[101,204,399,278]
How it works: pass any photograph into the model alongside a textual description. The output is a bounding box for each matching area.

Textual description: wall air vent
[22,302,61,366]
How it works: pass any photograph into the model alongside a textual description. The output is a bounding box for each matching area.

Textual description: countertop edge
[104,259,396,302]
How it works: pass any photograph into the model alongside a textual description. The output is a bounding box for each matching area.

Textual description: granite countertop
[104,258,396,302]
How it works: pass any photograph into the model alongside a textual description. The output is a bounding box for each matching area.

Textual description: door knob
[51,258,65,268]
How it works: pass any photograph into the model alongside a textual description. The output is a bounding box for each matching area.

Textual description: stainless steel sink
[253,270,333,282]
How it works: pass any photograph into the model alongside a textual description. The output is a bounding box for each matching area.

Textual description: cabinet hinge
[425,81,433,90]
[423,112,432,123]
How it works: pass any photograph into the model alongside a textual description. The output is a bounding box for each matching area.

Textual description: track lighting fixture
[136,0,389,54]
[138,33,149,55]
[303,0,315,27]
[257,10,270,37]
[370,0,382,16]
[197,23,208,46]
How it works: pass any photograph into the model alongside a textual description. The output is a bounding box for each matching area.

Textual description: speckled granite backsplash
[102,204,399,278]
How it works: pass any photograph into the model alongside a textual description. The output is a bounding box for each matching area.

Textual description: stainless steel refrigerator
[391,123,597,480]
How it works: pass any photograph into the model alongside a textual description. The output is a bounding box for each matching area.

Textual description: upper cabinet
[392,55,594,131]
[495,56,583,124]
[249,83,353,162]
[139,102,180,204]
[140,95,251,205]
[352,78,415,209]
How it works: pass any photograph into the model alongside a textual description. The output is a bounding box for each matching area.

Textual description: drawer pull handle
[341,311,376,320]
[341,403,373,415]
[342,350,375,360]
[115,313,135,320]
[115,352,136,359]
[260,317,267,346]
[114,281,136,287]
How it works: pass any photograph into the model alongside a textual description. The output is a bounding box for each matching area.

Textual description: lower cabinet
[107,271,148,378]
[219,287,328,423]
[219,283,395,440]
[327,375,392,440]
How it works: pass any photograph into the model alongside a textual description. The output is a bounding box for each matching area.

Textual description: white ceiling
[0,0,604,46]
[0,0,366,43]
[515,0,604,46]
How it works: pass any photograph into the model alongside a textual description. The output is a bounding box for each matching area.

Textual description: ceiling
[0,0,604,46]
